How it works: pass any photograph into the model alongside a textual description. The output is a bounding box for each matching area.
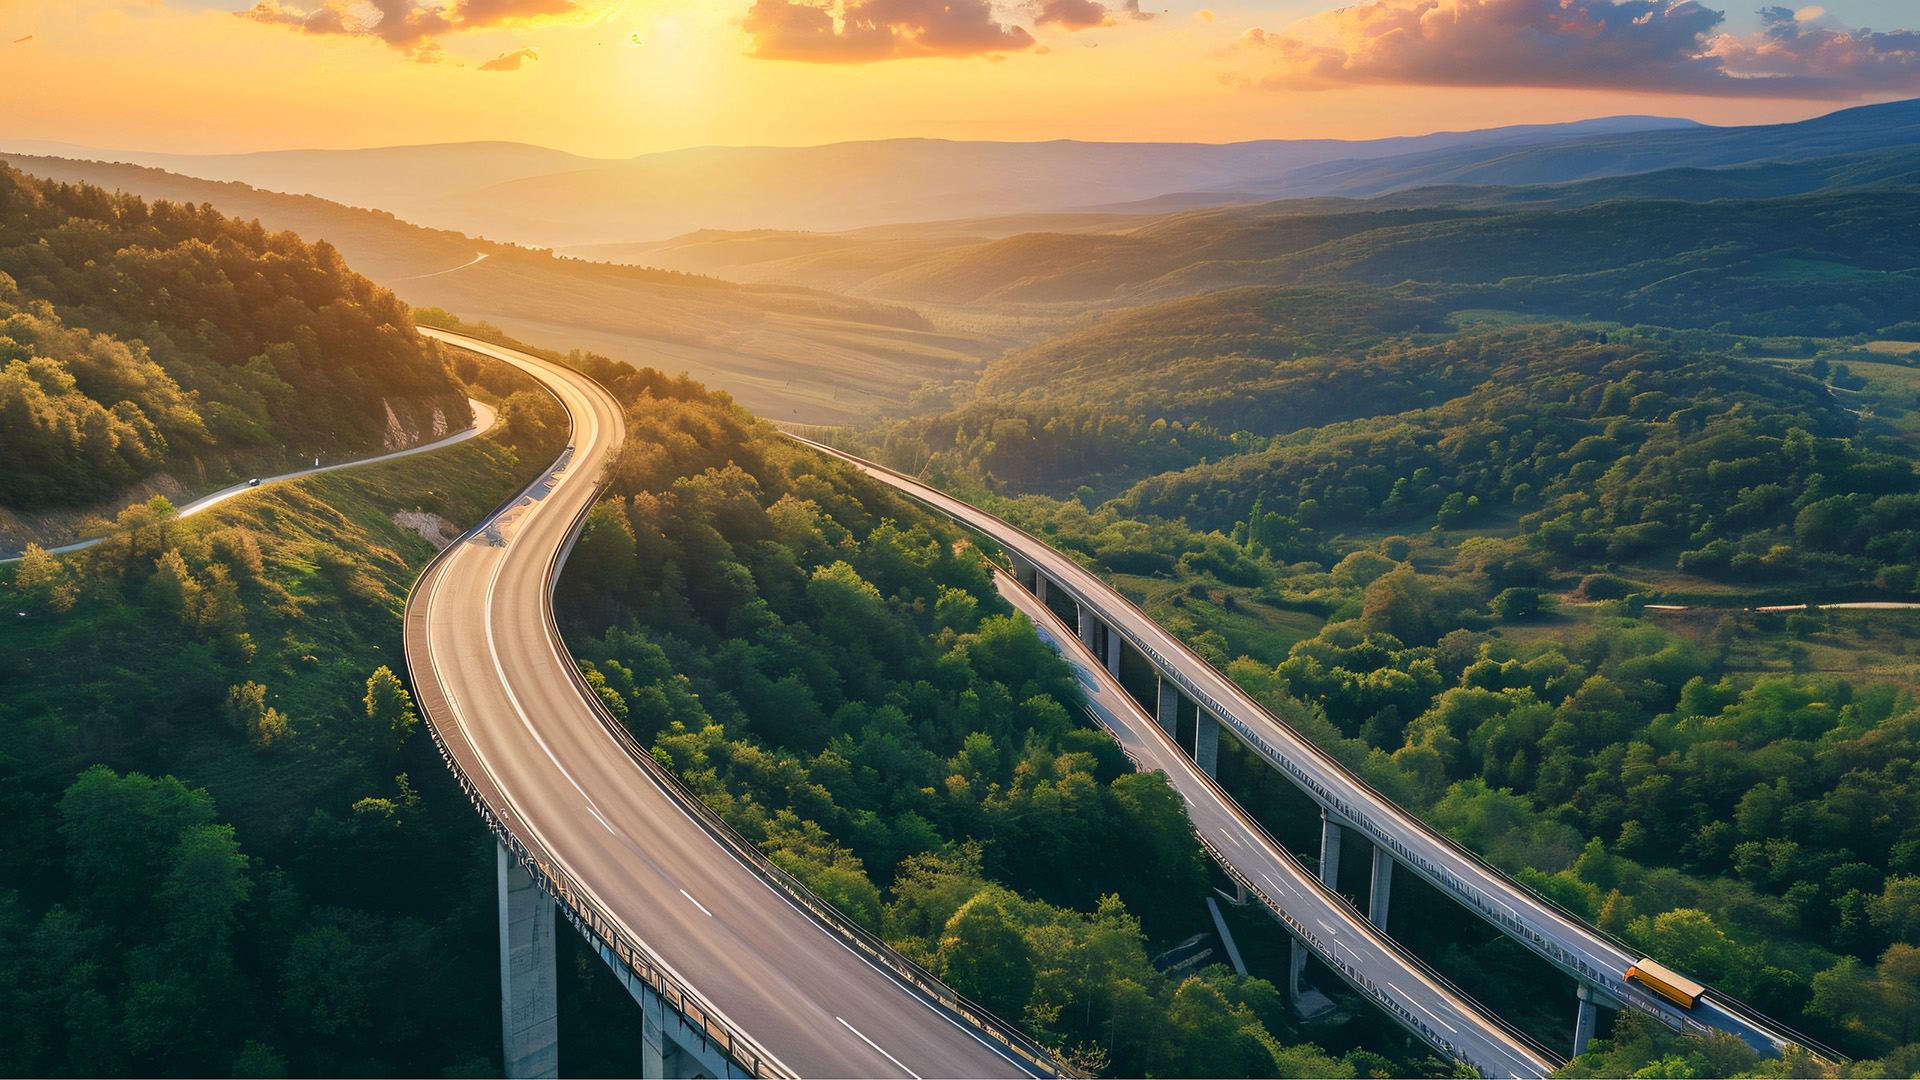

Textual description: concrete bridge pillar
[1195,709,1219,777]
[588,933,745,1079]
[1077,602,1098,652]
[498,844,559,1079]
[1368,846,1394,929]
[1319,811,1343,890]
[1288,936,1308,1005]
[1573,984,1599,1059]
[1008,554,1037,593]
[1034,573,1048,605]
[1155,675,1179,740]
[640,989,668,1079]
[1105,625,1121,678]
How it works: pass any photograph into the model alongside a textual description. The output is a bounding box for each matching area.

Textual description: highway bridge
[797,436,1825,1070]
[404,331,1059,1079]
[993,571,1559,1077]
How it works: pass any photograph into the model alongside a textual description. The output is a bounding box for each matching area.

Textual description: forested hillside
[0,163,468,512]
[0,355,565,1076]
[852,188,1920,339]
[969,477,1920,1075]
[846,303,1920,1072]
[550,368,1428,1077]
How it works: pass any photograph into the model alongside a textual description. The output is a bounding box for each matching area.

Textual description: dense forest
[548,367,1435,1077]
[834,287,1920,1074]
[0,164,468,512]
[0,341,576,1076]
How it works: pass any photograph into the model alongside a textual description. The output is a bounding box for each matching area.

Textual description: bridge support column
[1195,709,1219,777]
[1319,811,1343,890]
[498,845,559,1080]
[1155,675,1179,740]
[1035,574,1048,605]
[1205,897,1249,976]
[1009,554,1037,593]
[1288,937,1308,1005]
[1573,984,1599,1059]
[1368,847,1394,929]
[640,990,667,1079]
[1105,626,1121,678]
[586,935,747,1078]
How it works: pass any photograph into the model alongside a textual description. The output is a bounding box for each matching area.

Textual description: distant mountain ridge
[0,116,1703,247]
[8,101,1918,247]
[1267,97,1920,200]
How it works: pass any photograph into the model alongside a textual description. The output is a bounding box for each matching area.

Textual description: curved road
[406,331,1044,1079]
[1,398,496,563]
[801,437,1813,1064]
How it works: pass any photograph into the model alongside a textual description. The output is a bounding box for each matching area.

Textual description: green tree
[364,666,419,750]
[936,892,1036,1018]
[1361,567,1431,643]
[1488,587,1544,620]
[224,682,293,749]
[57,766,217,927]
[569,502,637,595]
[281,926,372,1038]
[1868,875,1920,943]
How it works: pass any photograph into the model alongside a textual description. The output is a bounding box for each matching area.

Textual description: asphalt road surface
[407,330,1044,1079]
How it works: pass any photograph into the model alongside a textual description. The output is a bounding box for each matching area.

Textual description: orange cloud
[743,0,1036,62]
[243,0,581,57]
[1232,0,1920,98]
[1033,0,1153,32]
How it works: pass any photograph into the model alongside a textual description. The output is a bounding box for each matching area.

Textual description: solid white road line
[838,1017,921,1080]
[680,889,714,918]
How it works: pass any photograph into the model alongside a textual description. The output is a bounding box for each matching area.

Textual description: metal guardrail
[406,525,787,1077]
[402,346,788,1078]
[792,435,1843,1067]
[1013,573,1559,1076]
[406,335,1068,1079]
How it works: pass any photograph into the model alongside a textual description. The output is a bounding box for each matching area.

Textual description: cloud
[241,0,582,57]
[1033,0,1152,32]
[479,46,539,69]
[1230,0,1920,98]
[742,0,1036,62]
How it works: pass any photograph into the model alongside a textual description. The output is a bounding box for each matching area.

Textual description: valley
[7,69,1920,1080]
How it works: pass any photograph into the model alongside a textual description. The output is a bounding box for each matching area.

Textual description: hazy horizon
[2,111,1716,161]
[6,1,1919,159]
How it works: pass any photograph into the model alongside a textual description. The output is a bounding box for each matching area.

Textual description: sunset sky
[3,0,1918,157]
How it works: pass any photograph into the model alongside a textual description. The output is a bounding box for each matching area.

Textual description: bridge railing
[1038,611,1562,1076]
[402,354,794,1078]
[405,485,791,1077]
[798,436,1844,1066]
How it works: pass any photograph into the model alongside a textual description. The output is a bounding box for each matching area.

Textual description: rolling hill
[0,154,997,426]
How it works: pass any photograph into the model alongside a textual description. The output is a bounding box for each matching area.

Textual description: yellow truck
[1627,957,1704,1009]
